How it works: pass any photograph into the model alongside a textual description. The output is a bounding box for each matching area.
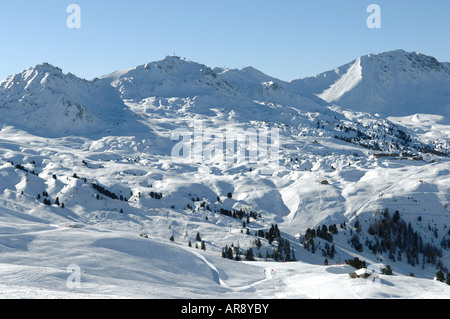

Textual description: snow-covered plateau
[0,50,449,299]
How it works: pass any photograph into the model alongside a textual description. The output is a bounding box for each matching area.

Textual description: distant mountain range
[1,49,449,137]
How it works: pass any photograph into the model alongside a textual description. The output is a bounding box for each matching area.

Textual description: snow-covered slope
[291,50,450,121]
[100,56,239,102]
[0,51,449,299]
[0,63,127,137]
[0,125,449,299]
[214,66,320,112]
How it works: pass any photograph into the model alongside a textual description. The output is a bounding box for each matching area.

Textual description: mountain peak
[0,62,65,89]
[31,62,64,74]
[361,49,447,73]
[151,55,187,68]
[101,56,234,101]
[291,49,450,119]
[0,62,128,137]
[161,55,183,62]
[147,55,205,70]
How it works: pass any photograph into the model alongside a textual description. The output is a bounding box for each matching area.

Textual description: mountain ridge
[2,49,449,126]
[290,49,450,121]
[0,62,128,137]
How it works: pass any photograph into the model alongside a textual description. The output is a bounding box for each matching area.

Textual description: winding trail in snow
[178,241,279,292]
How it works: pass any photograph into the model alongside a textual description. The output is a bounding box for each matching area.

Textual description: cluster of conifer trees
[221,224,296,262]
[300,223,339,259]
[364,209,447,270]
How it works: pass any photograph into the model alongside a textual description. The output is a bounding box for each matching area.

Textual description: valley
[0,50,449,298]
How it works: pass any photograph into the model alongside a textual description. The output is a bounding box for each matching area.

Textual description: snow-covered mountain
[0,51,449,299]
[0,63,127,137]
[99,56,323,123]
[214,66,319,111]
[100,56,237,101]
[291,50,450,121]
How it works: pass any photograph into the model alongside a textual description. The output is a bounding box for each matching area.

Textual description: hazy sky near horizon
[1,0,449,81]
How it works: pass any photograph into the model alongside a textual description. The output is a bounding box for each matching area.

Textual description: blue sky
[1,0,449,81]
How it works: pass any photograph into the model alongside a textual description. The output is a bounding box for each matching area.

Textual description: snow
[318,58,363,103]
[293,50,450,121]
[0,64,128,137]
[1,214,450,299]
[0,51,449,299]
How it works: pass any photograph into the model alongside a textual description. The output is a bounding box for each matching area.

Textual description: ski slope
[0,50,450,299]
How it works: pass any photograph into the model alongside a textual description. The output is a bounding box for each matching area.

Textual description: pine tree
[436,270,445,282]
[345,257,366,269]
[393,210,401,223]
[245,248,255,261]
[354,219,361,233]
[254,238,262,249]
[381,265,393,275]
[196,232,202,242]
[225,246,233,259]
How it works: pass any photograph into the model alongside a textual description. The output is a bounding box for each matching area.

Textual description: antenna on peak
[172,51,180,59]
